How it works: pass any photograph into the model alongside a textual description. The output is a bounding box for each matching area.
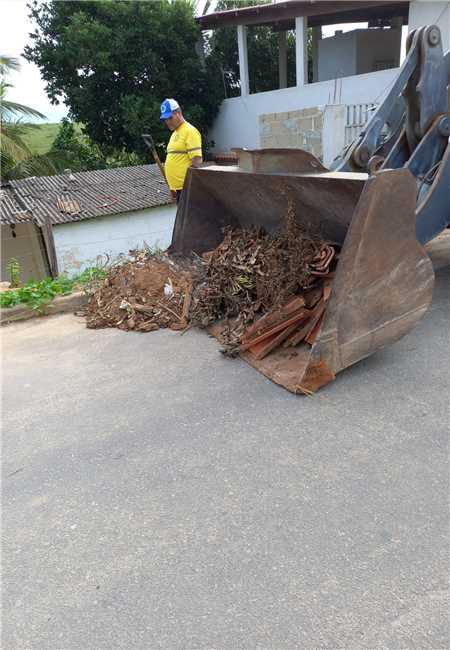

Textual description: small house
[1,165,176,282]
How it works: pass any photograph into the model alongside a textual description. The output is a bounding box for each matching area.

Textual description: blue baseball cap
[160,98,180,120]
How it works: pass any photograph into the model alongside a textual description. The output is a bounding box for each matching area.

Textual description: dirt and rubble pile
[190,210,333,354]
[85,252,195,332]
[85,209,337,363]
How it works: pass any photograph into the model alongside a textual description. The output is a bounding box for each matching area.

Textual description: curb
[1,291,89,325]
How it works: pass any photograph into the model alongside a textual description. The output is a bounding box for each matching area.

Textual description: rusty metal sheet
[232,148,327,174]
[179,161,434,393]
[171,167,365,256]
[316,168,434,373]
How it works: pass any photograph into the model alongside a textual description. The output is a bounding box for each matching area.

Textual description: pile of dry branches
[190,213,325,353]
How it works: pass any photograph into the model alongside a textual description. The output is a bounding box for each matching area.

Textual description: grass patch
[21,122,83,155]
[0,267,107,311]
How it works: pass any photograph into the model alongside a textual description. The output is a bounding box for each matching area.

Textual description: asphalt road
[3,237,449,650]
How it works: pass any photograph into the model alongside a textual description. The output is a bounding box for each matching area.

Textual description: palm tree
[1,55,70,181]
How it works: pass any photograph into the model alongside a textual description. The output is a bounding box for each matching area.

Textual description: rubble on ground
[85,251,194,332]
[85,211,337,361]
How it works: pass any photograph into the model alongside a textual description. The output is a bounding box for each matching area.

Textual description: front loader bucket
[171,152,434,392]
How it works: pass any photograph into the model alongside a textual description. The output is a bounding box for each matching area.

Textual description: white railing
[345,103,377,146]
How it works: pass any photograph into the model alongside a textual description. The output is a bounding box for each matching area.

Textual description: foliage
[0,267,107,311]
[0,55,21,76]
[6,258,21,288]
[24,1,223,160]
[51,118,144,171]
[51,118,106,170]
[0,55,73,181]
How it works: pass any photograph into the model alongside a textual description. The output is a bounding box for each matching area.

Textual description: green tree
[24,1,223,159]
[51,118,106,170]
[52,118,144,171]
[207,1,289,96]
[0,55,70,181]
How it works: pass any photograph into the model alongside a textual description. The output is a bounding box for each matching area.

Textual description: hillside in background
[21,122,82,155]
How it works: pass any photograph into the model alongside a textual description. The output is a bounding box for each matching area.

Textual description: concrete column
[311,26,321,83]
[278,31,288,89]
[295,16,308,86]
[237,24,250,96]
[322,104,346,167]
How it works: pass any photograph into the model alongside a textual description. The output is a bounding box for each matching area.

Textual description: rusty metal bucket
[170,150,434,392]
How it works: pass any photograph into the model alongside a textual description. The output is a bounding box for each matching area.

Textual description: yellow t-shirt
[165,121,202,191]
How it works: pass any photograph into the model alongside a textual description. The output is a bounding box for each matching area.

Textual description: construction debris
[85,214,338,369]
[85,251,194,332]
[189,211,337,355]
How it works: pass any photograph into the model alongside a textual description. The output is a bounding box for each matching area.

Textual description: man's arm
[186,126,202,169]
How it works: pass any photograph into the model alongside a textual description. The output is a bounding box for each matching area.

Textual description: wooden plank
[181,283,193,322]
[40,215,58,278]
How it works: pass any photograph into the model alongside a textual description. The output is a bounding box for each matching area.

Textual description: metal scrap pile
[190,215,337,355]
[85,251,194,332]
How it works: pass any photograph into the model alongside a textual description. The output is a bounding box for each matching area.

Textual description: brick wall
[259,107,323,159]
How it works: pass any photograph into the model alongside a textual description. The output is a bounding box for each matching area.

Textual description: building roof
[0,186,33,226]
[197,1,408,30]
[0,164,172,227]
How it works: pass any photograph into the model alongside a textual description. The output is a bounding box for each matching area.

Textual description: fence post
[322,104,346,167]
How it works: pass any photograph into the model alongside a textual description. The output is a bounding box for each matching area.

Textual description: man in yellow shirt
[160,98,202,203]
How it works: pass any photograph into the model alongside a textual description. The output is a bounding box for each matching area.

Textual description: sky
[1,0,68,122]
[1,0,407,124]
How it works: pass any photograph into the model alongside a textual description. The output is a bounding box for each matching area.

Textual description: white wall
[53,204,176,276]
[318,30,358,81]
[318,28,401,81]
[208,68,398,152]
[208,3,450,155]
[409,1,450,51]
[356,28,401,74]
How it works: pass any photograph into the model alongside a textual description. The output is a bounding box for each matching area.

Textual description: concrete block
[313,114,324,130]
[268,122,287,136]
[275,134,295,147]
[311,143,323,159]
[298,107,320,118]
[303,130,321,143]
[1,291,88,325]
[282,119,297,130]
[261,136,277,148]
[296,118,314,132]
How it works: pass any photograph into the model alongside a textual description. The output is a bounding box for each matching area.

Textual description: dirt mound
[85,210,334,354]
[85,253,194,332]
